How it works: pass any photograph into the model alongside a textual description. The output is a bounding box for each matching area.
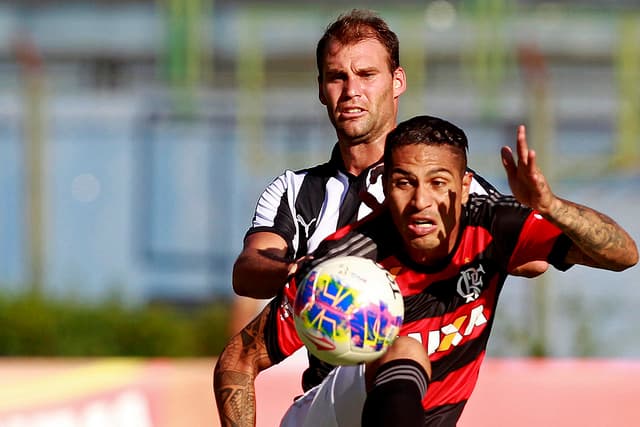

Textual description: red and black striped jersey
[266,192,572,425]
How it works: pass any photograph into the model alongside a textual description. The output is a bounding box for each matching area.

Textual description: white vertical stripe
[306,174,348,253]
[252,173,289,228]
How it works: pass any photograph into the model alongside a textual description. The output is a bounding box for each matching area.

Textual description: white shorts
[279,364,367,427]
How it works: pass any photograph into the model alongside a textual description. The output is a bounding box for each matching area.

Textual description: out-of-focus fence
[0,1,638,357]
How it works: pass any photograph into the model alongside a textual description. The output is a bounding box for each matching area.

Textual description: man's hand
[501,126,637,272]
[287,255,314,279]
[500,125,556,215]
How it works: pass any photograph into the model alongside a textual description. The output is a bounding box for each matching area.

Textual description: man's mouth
[339,107,365,118]
[408,218,437,236]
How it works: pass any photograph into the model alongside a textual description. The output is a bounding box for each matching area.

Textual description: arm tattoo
[549,198,637,270]
[214,305,274,427]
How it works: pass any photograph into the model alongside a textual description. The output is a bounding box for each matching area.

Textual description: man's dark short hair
[316,9,400,79]
[384,115,469,175]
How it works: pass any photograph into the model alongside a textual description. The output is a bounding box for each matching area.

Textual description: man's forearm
[544,197,638,270]
[214,306,275,427]
[233,249,291,298]
[215,368,256,427]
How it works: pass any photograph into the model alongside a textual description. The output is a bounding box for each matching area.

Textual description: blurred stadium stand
[0,0,638,356]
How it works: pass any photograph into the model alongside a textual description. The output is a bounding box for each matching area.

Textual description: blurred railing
[0,1,638,357]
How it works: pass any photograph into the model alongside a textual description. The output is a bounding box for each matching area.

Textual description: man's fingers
[500,146,516,176]
[516,125,529,166]
[527,148,537,175]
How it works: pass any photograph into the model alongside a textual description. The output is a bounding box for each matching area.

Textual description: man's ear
[461,171,472,204]
[318,75,327,105]
[393,67,407,97]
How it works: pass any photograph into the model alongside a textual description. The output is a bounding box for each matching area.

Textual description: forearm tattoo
[550,198,635,268]
[214,305,274,427]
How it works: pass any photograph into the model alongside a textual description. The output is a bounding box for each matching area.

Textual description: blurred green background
[0,0,638,357]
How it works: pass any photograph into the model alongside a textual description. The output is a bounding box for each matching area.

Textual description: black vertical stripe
[270,189,297,260]
[294,167,331,257]
[337,173,366,229]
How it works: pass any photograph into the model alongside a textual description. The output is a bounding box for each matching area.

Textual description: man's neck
[338,140,385,176]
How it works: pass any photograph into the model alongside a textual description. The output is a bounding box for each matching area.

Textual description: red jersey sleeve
[507,211,573,272]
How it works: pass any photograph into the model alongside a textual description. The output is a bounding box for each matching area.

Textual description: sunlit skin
[385,144,472,265]
[319,39,406,175]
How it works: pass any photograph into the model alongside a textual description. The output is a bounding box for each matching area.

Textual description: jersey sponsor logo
[457,264,485,302]
[296,214,317,239]
[408,305,488,356]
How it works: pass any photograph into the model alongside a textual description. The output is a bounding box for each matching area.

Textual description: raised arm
[501,125,638,271]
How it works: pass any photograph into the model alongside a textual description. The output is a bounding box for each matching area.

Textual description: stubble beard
[407,237,442,265]
[336,115,381,146]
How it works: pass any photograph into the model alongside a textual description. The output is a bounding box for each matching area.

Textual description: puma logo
[296,214,317,239]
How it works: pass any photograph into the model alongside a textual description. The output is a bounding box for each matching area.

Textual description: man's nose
[344,76,361,98]
[412,186,433,210]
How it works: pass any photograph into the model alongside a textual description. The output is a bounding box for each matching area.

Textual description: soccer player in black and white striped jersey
[214,10,546,427]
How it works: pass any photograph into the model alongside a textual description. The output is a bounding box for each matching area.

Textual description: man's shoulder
[312,208,392,257]
[467,192,519,209]
[263,159,337,191]
[465,192,530,225]
[293,158,338,177]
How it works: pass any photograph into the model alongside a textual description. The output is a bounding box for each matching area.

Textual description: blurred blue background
[0,0,638,357]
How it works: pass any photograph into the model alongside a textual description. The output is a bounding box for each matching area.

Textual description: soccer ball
[293,256,404,366]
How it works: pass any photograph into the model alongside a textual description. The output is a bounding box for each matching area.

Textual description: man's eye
[325,72,345,82]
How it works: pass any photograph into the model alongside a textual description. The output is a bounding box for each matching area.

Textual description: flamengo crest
[457,264,485,302]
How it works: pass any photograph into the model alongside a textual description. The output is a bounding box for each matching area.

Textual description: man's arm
[501,125,638,271]
[510,260,549,277]
[233,232,295,299]
[543,197,638,270]
[470,168,549,277]
[214,305,274,427]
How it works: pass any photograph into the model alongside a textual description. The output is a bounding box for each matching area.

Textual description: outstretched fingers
[500,145,516,177]
[501,125,541,207]
[517,125,539,180]
[516,125,529,167]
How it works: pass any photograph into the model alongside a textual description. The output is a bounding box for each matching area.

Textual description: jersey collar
[329,143,384,181]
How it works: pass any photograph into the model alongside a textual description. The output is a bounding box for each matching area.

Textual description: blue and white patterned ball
[294,256,404,366]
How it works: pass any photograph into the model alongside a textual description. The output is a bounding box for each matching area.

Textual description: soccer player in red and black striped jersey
[278,115,637,426]
[214,10,547,427]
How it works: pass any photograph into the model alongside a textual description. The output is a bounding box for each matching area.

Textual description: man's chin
[337,121,369,138]
[406,239,440,259]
